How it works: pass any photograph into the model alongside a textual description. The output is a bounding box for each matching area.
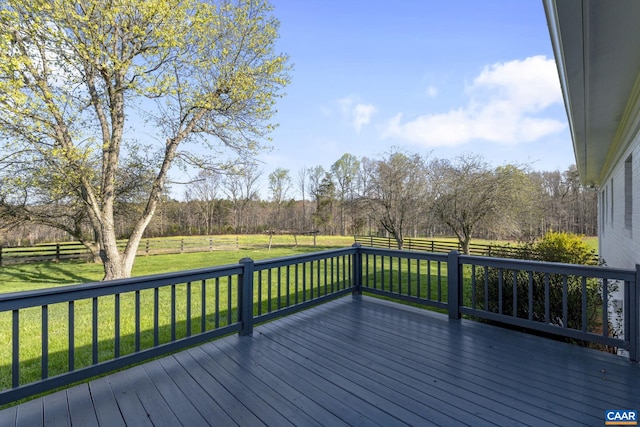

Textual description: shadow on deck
[0,295,638,426]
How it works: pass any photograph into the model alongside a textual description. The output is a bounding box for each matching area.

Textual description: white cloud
[426,86,438,98]
[339,96,377,132]
[382,55,566,147]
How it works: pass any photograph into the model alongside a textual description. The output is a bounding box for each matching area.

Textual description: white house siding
[599,140,640,270]
[598,135,640,352]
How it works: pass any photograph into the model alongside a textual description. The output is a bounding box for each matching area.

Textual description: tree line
[3,149,597,254]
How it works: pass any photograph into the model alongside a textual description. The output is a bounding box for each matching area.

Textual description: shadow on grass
[0,262,98,288]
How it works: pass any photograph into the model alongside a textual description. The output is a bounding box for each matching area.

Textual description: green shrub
[476,232,609,346]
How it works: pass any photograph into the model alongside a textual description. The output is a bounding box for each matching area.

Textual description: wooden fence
[0,237,239,266]
[353,235,600,264]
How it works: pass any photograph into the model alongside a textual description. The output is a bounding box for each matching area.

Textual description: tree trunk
[461,238,471,255]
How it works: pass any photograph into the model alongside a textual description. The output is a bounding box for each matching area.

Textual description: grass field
[0,234,356,294]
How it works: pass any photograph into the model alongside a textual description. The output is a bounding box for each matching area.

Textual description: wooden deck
[1,295,639,426]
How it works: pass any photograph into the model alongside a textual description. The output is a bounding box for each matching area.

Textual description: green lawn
[0,234,355,294]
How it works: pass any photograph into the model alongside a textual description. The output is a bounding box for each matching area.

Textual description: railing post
[352,243,362,295]
[630,264,640,362]
[448,250,461,319]
[239,257,255,336]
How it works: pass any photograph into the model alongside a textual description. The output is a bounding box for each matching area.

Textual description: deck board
[1,295,639,426]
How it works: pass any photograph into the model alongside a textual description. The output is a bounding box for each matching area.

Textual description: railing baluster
[215,277,220,329]
[330,258,334,293]
[498,269,503,314]
[407,257,412,297]
[42,305,48,380]
[277,267,282,310]
[286,265,291,307]
[295,264,299,304]
[484,266,489,311]
[309,261,315,299]
[428,260,432,299]
[135,290,140,352]
[416,259,421,299]
[581,277,587,332]
[373,255,377,290]
[258,270,263,315]
[389,256,394,293]
[324,258,328,295]
[153,288,159,347]
[92,297,99,365]
[303,262,307,302]
[227,275,232,325]
[471,265,476,309]
[267,269,272,312]
[397,256,401,294]
[602,278,609,337]
[201,279,206,333]
[437,261,442,302]
[512,270,518,318]
[115,294,120,358]
[381,256,385,291]
[171,284,176,341]
[528,271,533,321]
[318,259,322,296]
[544,273,550,324]
[562,275,568,328]
[12,310,19,388]
[68,301,74,371]
[187,281,192,337]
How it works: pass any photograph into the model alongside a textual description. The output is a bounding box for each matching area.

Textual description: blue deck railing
[0,245,638,405]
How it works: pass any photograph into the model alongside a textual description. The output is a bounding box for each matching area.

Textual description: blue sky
[247,0,574,196]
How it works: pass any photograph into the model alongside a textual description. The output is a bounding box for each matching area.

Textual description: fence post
[239,257,255,336]
[351,243,362,295]
[447,251,461,319]
[630,264,640,362]
[0,246,2,267]
[56,243,61,262]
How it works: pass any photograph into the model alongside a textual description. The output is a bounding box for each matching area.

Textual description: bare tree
[268,167,292,230]
[185,170,224,235]
[224,162,262,234]
[362,149,431,249]
[430,155,526,254]
[297,168,309,229]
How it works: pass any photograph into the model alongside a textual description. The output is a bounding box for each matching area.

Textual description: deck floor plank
[211,338,379,426]
[123,364,182,427]
[87,376,126,427]
[292,300,604,425]
[209,338,353,427]
[15,395,43,427]
[1,295,639,426]
[65,383,99,427]
[155,355,236,426]
[264,312,535,426]
[107,369,154,427]
[195,340,323,427]
[42,388,70,427]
